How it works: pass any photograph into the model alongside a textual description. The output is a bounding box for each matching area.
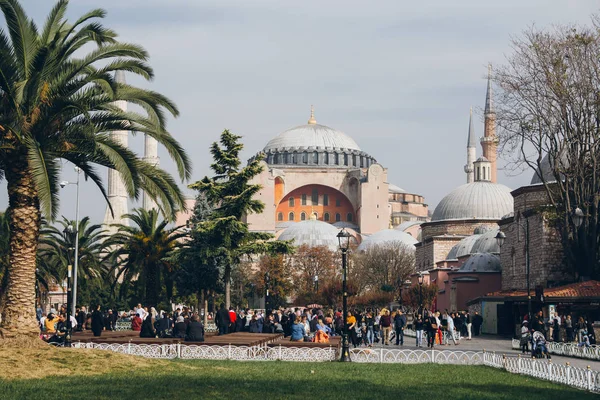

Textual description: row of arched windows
[277,212,353,222]
[288,193,335,207]
[269,151,372,168]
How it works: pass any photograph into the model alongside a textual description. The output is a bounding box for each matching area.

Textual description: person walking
[465,311,472,340]
[91,305,104,337]
[394,310,406,346]
[216,303,230,335]
[565,315,573,342]
[425,311,438,348]
[380,309,392,346]
[415,314,424,347]
[520,321,530,353]
[445,312,458,345]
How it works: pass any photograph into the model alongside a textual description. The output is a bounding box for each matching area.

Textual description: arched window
[302,152,308,164]
[324,212,330,222]
[301,212,306,221]
[277,212,283,221]
[335,213,341,222]
[347,213,353,222]
[336,197,341,207]
[313,151,318,163]
[301,194,307,205]
[289,197,295,207]
[312,189,318,205]
[344,154,348,166]
[288,212,295,221]
[323,194,329,206]
[324,152,329,164]
[274,154,280,164]
[335,153,340,164]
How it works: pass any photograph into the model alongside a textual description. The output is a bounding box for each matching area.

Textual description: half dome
[446,234,482,261]
[432,181,513,222]
[277,219,342,251]
[458,253,501,273]
[470,227,500,254]
[357,229,418,252]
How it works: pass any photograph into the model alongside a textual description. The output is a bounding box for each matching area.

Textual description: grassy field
[0,347,596,400]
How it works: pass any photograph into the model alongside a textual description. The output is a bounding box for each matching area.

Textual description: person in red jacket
[131,314,143,331]
[228,307,237,333]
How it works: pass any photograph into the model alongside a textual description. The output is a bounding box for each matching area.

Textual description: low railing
[511,339,600,361]
[70,342,600,393]
[484,351,599,393]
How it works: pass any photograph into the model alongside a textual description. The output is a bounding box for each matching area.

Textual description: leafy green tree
[190,130,292,308]
[0,0,191,338]
[109,208,186,308]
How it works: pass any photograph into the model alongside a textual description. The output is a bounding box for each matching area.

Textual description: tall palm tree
[0,0,191,338]
[108,208,186,308]
[38,216,111,287]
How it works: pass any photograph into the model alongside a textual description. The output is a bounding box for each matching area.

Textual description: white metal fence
[511,339,600,361]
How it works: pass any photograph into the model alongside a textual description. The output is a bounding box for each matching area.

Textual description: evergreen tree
[190,130,292,307]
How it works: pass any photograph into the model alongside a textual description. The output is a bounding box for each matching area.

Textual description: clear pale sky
[1,0,598,224]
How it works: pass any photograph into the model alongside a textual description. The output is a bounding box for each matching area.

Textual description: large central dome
[258,108,376,168]
[263,123,361,153]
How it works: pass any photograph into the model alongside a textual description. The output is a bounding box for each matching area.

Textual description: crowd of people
[519,311,597,358]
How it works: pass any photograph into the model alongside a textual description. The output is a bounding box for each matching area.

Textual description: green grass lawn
[0,359,596,400]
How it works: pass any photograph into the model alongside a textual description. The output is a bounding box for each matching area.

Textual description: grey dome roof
[446,234,482,261]
[458,253,501,273]
[432,182,514,222]
[357,229,418,252]
[530,153,568,185]
[264,123,360,153]
[470,227,500,254]
[473,225,493,235]
[277,220,342,251]
[395,221,422,232]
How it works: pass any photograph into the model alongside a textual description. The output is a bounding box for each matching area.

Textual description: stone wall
[500,186,572,290]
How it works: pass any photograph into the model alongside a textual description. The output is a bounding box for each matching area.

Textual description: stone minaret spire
[464,107,477,183]
[103,71,130,234]
[142,134,159,211]
[481,63,498,183]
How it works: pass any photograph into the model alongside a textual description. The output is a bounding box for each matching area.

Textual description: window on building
[277,212,283,221]
[302,152,308,164]
[335,153,340,164]
[324,212,330,222]
[336,197,341,207]
[312,189,318,205]
[347,213,353,222]
[301,194,307,205]
[288,212,295,221]
[324,153,329,164]
[344,154,348,166]
[289,197,295,207]
[483,167,486,180]
[301,212,306,221]
[313,151,318,163]
[323,194,329,206]
[335,213,341,222]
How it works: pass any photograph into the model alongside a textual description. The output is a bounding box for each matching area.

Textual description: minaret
[464,107,477,183]
[142,134,159,211]
[103,71,129,234]
[481,64,498,183]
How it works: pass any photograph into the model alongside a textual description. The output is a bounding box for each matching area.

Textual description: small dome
[395,221,422,232]
[458,253,501,272]
[432,181,514,222]
[277,220,342,251]
[446,234,482,261]
[473,225,493,235]
[470,227,501,254]
[476,156,490,162]
[357,229,418,252]
[264,123,360,153]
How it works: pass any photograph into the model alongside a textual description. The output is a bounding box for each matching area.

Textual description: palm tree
[0,0,191,338]
[108,208,186,308]
[38,216,111,287]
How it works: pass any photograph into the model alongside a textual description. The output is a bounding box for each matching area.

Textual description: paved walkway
[367,334,600,371]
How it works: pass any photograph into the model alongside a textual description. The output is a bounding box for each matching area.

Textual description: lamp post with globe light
[337,228,352,362]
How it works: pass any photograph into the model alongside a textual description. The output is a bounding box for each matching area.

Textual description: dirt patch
[0,345,168,380]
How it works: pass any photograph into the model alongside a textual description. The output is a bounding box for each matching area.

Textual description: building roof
[446,234,482,260]
[431,181,513,222]
[277,219,343,251]
[485,280,600,299]
[388,183,406,194]
[470,227,500,254]
[357,229,418,252]
[395,221,422,232]
[263,122,360,153]
[458,253,501,273]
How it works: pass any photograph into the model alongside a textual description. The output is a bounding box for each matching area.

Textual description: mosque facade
[245,107,429,241]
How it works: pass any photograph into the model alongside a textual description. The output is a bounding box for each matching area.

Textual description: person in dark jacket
[185,315,205,342]
[91,305,104,337]
[140,314,156,338]
[156,312,172,338]
[216,303,230,335]
[173,316,187,338]
[103,309,115,331]
[394,310,406,345]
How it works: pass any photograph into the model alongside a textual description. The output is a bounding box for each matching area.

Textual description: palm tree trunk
[0,165,41,338]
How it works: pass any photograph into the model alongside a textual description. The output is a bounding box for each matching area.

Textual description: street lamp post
[417,272,424,318]
[60,166,81,317]
[62,226,74,347]
[264,271,270,315]
[314,274,319,292]
[337,228,352,362]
